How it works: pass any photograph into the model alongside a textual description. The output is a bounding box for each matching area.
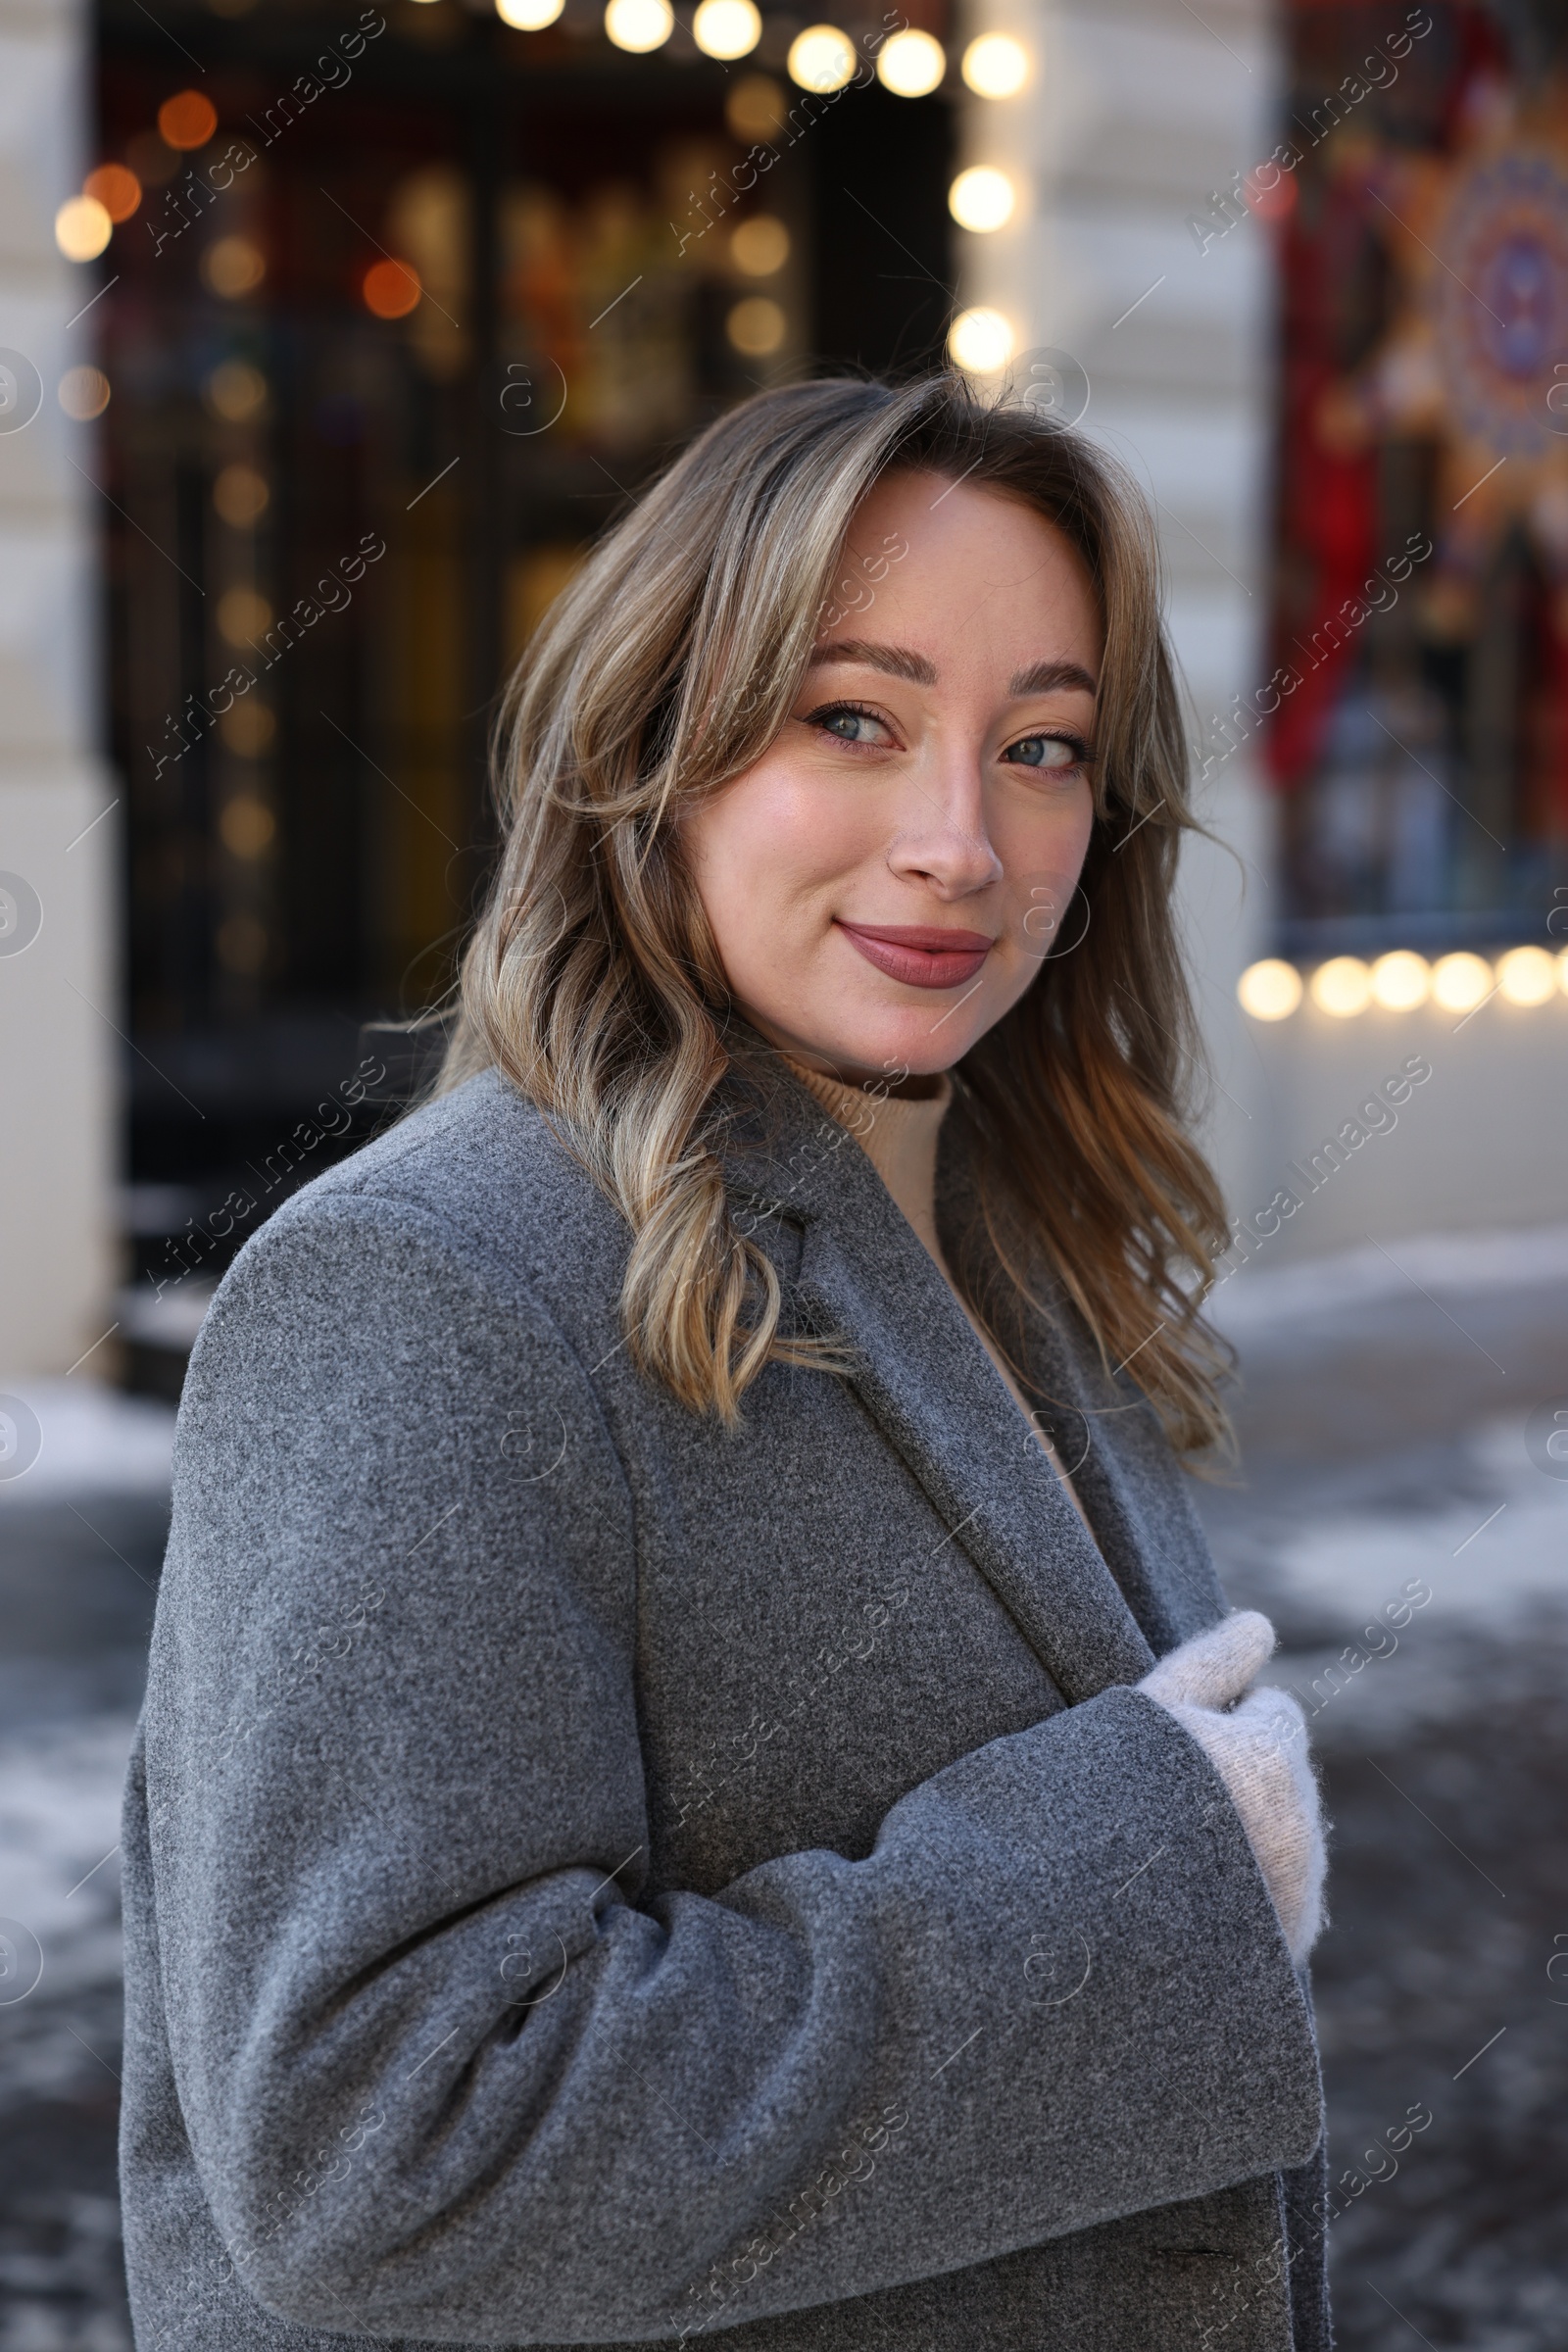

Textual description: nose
[884,765,1002,898]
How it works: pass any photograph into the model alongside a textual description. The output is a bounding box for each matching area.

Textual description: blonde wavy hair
[437,373,1233,1460]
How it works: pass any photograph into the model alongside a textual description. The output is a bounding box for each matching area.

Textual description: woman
[122,373,1329,2352]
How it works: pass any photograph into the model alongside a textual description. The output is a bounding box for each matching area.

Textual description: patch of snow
[0,1715,136,2005]
[1261,1414,1568,1628]
[1209,1222,1568,1338]
[0,1381,175,1503]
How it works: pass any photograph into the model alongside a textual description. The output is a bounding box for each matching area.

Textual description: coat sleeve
[142,1189,1323,2346]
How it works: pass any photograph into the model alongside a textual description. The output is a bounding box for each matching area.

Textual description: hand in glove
[1138,1610,1326,1967]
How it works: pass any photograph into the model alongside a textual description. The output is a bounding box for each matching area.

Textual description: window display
[1271,0,1568,955]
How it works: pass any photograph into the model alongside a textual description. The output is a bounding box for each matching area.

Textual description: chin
[793,1000,988,1084]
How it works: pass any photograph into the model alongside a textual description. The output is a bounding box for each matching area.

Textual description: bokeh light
[1308,956,1372,1016]
[218,587,272,646]
[1369,950,1430,1010]
[693,0,760,60]
[725,73,787,141]
[362,258,421,318]
[949,166,1015,232]
[605,0,673,51]
[1237,958,1303,1021]
[1495,945,1556,1006]
[203,237,266,298]
[876,28,945,96]
[84,164,142,222]
[55,196,112,263]
[1430,952,1494,1012]
[787,24,855,91]
[220,699,275,756]
[158,90,219,150]
[214,463,270,527]
[204,359,269,420]
[948,306,1014,373]
[496,0,564,24]
[730,216,789,275]
[961,32,1030,98]
[726,296,786,355]
[219,797,276,858]
[58,367,111,421]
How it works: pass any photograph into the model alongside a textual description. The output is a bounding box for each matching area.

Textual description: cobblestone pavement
[0,1236,1564,2349]
[0,1481,164,2352]
[1200,1240,1568,2351]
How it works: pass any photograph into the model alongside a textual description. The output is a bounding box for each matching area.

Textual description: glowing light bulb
[55,196,112,262]
[58,366,111,420]
[497,0,564,24]
[949,166,1015,232]
[218,587,272,647]
[1430,952,1493,1012]
[1495,945,1556,1005]
[948,307,1014,373]
[203,236,266,298]
[730,216,789,275]
[961,32,1029,97]
[787,24,855,90]
[1237,958,1302,1021]
[694,0,760,57]
[877,27,945,95]
[214,463,270,527]
[727,296,786,355]
[1368,950,1429,1010]
[726,73,786,141]
[1308,956,1372,1016]
[362,258,421,318]
[605,0,673,48]
[158,90,219,149]
[84,164,141,222]
[205,360,268,420]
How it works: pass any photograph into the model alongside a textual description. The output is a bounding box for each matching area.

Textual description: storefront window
[1271,0,1568,956]
[90,0,951,1302]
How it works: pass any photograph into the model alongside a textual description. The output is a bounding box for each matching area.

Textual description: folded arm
[146,1195,1323,2344]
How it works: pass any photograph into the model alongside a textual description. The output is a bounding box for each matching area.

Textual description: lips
[835,920,994,991]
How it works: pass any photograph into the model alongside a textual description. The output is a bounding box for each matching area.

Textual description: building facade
[1,0,1564,1381]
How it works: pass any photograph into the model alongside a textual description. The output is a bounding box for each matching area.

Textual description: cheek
[685,756,865,929]
[987,784,1095,977]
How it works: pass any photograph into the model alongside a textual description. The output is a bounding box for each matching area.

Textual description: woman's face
[681,468,1102,1092]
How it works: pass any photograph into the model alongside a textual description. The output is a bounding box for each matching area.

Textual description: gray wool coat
[121,1061,1330,2352]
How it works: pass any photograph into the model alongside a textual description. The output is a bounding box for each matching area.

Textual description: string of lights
[1238,947,1568,1022]
[58,18,1038,378]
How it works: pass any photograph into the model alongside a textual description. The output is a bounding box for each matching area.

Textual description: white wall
[956,0,1567,1255]
[0,0,117,1381]
[1225,990,1568,1263]
[954,0,1277,1185]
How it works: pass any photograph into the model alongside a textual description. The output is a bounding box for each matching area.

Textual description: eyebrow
[808,639,936,685]
[1006,658,1098,698]
[808,639,1098,699]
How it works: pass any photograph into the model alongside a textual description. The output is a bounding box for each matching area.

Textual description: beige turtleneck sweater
[783,1056,1100,1545]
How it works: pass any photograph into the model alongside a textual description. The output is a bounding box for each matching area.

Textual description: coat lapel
[1008,1297,1223,1654]
[725,1066,1156,1705]
[931,1104,1229,1657]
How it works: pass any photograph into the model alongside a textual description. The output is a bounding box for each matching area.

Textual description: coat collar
[722,1061,1159,1704]
[930,1106,1221,1660]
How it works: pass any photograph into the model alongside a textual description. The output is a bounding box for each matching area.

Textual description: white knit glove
[1138,1610,1327,1968]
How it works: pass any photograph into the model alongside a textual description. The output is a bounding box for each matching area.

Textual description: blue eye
[1004,733,1088,771]
[807,702,892,747]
